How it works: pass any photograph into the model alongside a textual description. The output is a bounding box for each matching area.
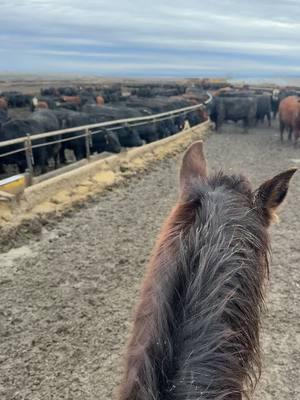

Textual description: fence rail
[0,93,213,183]
[0,99,211,149]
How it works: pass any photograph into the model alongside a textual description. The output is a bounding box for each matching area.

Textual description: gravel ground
[0,123,299,400]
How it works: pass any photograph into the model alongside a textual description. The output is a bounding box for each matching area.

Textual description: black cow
[57,87,78,96]
[1,91,32,108]
[100,86,122,103]
[80,95,97,107]
[0,109,61,174]
[132,85,185,98]
[40,87,58,96]
[27,110,61,170]
[256,94,272,126]
[92,129,121,155]
[0,119,48,173]
[217,90,253,98]
[208,96,257,131]
[156,97,198,129]
[56,111,90,162]
[86,112,121,154]
[82,105,145,147]
[125,97,178,138]
[163,97,205,130]
[0,110,9,127]
[103,105,159,143]
[54,110,121,163]
[81,103,101,113]
[55,102,79,111]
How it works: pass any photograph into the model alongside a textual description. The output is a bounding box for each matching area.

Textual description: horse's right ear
[179,140,208,193]
[254,168,297,221]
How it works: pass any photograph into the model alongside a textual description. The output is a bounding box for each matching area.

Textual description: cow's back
[223,97,257,120]
[279,96,300,126]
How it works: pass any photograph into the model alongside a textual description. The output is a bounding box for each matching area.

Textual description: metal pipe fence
[0,94,213,182]
[0,102,208,149]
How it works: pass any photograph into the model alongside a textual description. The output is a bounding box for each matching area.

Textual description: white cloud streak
[1,0,300,76]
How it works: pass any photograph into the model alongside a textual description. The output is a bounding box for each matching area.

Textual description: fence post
[85,128,91,159]
[24,134,34,185]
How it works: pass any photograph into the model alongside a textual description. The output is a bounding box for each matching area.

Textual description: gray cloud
[1,0,300,77]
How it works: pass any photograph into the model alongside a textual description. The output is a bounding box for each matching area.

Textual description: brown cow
[61,95,81,105]
[96,95,105,106]
[0,97,8,110]
[31,98,49,111]
[37,101,49,109]
[31,97,49,112]
[279,96,300,145]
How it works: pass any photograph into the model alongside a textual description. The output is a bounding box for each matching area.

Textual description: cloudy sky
[1,0,300,78]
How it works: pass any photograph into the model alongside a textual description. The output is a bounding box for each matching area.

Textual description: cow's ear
[254,168,297,220]
[179,141,207,193]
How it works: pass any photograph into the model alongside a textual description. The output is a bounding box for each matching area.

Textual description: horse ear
[179,140,208,192]
[254,168,297,216]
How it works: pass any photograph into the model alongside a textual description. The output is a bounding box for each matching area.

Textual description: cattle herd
[0,81,299,178]
[208,86,300,136]
[0,83,209,176]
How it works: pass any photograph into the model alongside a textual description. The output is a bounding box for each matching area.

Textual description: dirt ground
[0,122,299,400]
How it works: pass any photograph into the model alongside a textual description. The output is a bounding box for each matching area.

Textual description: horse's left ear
[254,168,297,215]
[179,140,208,193]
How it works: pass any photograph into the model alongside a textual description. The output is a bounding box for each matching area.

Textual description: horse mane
[117,171,270,400]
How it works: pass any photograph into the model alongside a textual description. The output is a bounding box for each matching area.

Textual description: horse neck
[118,191,269,400]
[117,203,189,400]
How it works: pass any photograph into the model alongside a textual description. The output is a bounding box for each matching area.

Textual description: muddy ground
[0,122,299,400]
